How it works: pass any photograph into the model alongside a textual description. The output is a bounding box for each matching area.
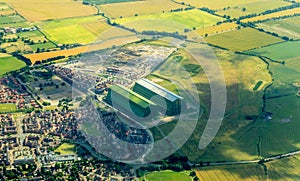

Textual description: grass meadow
[0,55,26,75]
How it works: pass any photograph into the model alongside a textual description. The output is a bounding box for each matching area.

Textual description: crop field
[285,16,300,25]
[0,103,17,113]
[215,0,290,18]
[204,28,284,52]
[258,19,300,40]
[0,14,24,24]
[4,0,97,22]
[114,9,223,33]
[24,35,140,63]
[0,3,14,15]
[0,21,31,29]
[242,7,300,23]
[55,143,76,155]
[1,40,32,53]
[0,54,26,75]
[37,16,111,44]
[99,0,186,19]
[143,170,191,181]
[187,22,238,39]
[84,0,138,5]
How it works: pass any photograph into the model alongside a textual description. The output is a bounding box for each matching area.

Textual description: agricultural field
[99,0,186,19]
[204,27,284,52]
[0,14,24,24]
[242,7,300,23]
[257,18,300,40]
[143,170,192,181]
[24,35,140,63]
[3,0,97,22]
[83,0,138,5]
[113,9,223,33]
[195,155,300,180]
[0,2,14,15]
[0,103,17,113]
[186,22,238,39]
[37,15,112,44]
[55,143,76,155]
[0,54,26,75]
[1,40,32,53]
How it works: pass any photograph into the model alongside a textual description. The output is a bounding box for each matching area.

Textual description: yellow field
[4,0,97,22]
[242,7,300,23]
[99,0,186,19]
[24,35,140,63]
[187,22,238,39]
[204,28,284,52]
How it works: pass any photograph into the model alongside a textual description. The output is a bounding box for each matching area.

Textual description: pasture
[0,55,26,75]
[83,0,138,5]
[0,14,24,24]
[144,170,191,181]
[0,103,17,113]
[55,143,76,155]
[204,28,284,52]
[257,19,300,40]
[4,0,97,22]
[114,9,223,33]
[37,16,111,44]
[99,0,186,19]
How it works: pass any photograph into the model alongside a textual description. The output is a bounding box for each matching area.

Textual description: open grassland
[24,35,140,63]
[285,16,300,25]
[55,143,76,155]
[258,19,300,40]
[242,7,300,23]
[0,21,31,29]
[0,55,26,75]
[215,0,290,18]
[0,3,15,15]
[99,0,186,19]
[37,16,112,45]
[195,155,300,180]
[246,41,300,61]
[148,41,272,162]
[204,28,284,52]
[113,9,223,33]
[84,0,139,5]
[144,170,191,181]
[0,14,24,24]
[4,0,97,22]
[0,103,17,113]
[187,22,238,39]
[196,164,265,180]
[1,40,32,53]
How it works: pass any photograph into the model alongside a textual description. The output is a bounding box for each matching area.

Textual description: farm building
[133,78,183,116]
[105,84,157,117]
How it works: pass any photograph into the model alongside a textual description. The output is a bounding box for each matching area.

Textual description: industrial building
[105,84,157,117]
[133,78,183,115]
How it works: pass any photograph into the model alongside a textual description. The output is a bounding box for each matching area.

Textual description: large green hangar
[133,78,183,116]
[105,84,157,117]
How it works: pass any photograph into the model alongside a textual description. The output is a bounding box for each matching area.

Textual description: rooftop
[135,78,183,102]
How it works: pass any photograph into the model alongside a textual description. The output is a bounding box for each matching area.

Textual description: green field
[0,55,26,75]
[0,103,17,113]
[114,9,223,32]
[37,15,111,44]
[144,170,191,181]
[205,28,284,52]
[55,143,76,155]
[29,42,57,52]
[0,15,24,24]
[83,0,138,5]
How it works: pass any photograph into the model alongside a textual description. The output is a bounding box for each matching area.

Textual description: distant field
[37,16,111,44]
[24,35,140,63]
[55,143,76,155]
[246,41,300,61]
[242,7,300,23]
[4,0,97,22]
[99,0,186,18]
[195,155,300,180]
[1,40,32,53]
[0,14,24,24]
[257,19,300,40]
[187,22,238,39]
[204,28,284,52]
[114,9,223,32]
[0,55,26,75]
[0,103,17,113]
[144,170,191,181]
[29,42,57,52]
[84,0,138,5]
[0,21,31,29]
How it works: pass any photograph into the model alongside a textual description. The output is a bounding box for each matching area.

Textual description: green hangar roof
[135,78,183,102]
[109,84,156,109]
